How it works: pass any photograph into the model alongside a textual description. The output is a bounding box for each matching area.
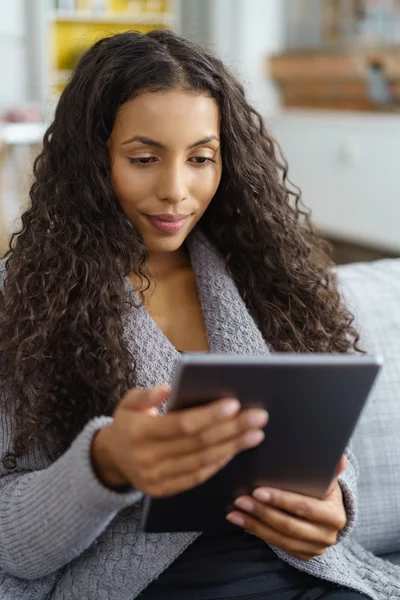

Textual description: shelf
[49,6,177,89]
[269,48,400,113]
[52,10,175,26]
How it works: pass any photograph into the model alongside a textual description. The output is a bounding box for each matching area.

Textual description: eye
[128,157,158,166]
[189,157,217,165]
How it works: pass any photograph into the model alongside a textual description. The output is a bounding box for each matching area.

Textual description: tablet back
[141,354,381,532]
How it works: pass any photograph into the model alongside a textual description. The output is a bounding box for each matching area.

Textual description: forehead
[112,90,220,144]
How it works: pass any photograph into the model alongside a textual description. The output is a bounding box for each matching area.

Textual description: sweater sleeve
[0,415,143,580]
[336,446,359,541]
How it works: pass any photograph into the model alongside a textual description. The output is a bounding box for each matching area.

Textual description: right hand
[91,386,268,498]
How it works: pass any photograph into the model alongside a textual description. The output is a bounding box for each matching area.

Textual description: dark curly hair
[0,29,359,470]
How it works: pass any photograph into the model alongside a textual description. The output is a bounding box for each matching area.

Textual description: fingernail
[234,497,254,512]
[247,410,269,427]
[220,399,240,417]
[226,512,245,526]
[253,489,271,502]
[244,430,265,447]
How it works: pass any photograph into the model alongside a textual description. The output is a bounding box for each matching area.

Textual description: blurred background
[1,0,399,263]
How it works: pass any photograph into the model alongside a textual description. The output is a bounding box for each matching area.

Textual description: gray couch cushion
[337,259,400,555]
[382,552,400,567]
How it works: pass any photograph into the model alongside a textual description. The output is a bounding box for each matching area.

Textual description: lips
[149,214,188,222]
[145,214,190,234]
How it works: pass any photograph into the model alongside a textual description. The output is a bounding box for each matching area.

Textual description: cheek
[193,166,222,206]
[111,159,151,207]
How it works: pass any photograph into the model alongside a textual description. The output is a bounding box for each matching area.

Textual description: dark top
[139,527,316,599]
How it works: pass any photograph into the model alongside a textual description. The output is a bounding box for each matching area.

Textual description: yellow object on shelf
[53,21,161,70]
[110,0,129,11]
[50,1,175,98]
[50,0,175,98]
[145,0,163,11]
[128,0,145,11]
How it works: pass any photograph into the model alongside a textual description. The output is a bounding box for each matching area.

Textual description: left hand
[226,455,348,561]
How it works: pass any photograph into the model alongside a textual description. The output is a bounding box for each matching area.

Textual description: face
[109,89,222,255]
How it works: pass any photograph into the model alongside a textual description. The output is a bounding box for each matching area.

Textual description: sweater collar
[123,229,270,392]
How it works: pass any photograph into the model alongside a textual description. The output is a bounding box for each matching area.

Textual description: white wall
[233,0,284,116]
[0,0,27,111]
[180,0,285,117]
[210,0,284,116]
[269,110,400,252]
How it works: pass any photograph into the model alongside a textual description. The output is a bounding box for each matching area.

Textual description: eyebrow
[121,135,220,149]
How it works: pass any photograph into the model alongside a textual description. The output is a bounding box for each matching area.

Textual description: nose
[157,161,188,204]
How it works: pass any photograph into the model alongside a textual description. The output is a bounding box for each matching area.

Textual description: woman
[0,30,397,600]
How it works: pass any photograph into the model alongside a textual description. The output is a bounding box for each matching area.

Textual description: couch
[337,258,400,566]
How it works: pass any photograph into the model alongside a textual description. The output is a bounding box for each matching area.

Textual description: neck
[146,245,190,280]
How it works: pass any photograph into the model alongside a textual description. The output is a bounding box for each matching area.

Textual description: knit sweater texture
[0,231,399,599]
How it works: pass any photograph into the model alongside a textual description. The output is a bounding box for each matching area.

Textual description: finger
[146,455,233,498]
[122,386,171,411]
[226,511,328,559]
[252,487,346,531]
[148,408,268,460]
[150,428,265,481]
[142,398,242,440]
[233,496,337,547]
[198,408,269,446]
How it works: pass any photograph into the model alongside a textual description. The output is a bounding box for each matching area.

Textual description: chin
[142,231,188,254]
[138,215,200,254]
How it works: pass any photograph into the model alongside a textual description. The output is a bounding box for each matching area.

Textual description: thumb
[335,454,348,478]
[122,385,171,412]
[325,455,348,498]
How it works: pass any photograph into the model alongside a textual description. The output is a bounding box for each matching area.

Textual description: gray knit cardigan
[0,232,399,600]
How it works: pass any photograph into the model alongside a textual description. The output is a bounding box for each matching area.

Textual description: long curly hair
[0,30,359,470]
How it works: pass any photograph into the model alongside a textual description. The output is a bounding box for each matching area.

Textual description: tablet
[141,353,382,533]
